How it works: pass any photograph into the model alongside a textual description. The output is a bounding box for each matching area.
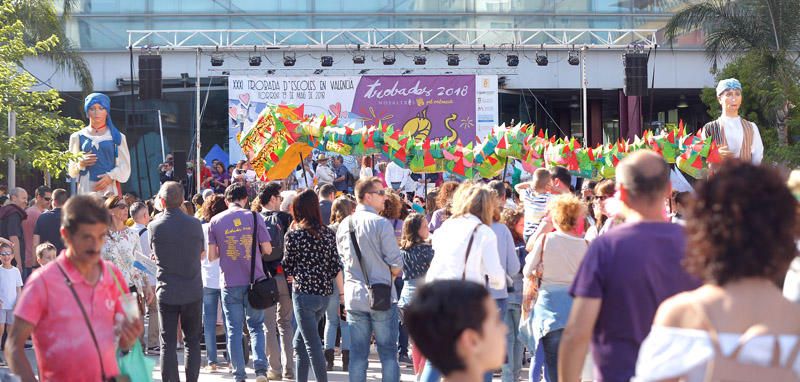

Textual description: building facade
[28,0,714,196]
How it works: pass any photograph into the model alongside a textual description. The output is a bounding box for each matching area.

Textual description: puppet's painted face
[88,103,108,127]
[718,89,742,114]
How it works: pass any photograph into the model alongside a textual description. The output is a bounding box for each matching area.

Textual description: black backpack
[261,211,287,265]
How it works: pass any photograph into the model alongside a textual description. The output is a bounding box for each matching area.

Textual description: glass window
[80,0,147,14]
[230,0,310,12]
[312,0,395,12]
[152,1,229,13]
[394,0,469,13]
[77,18,145,49]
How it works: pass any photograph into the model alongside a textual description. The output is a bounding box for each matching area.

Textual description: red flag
[538,129,545,138]
[330,116,339,126]
[691,155,703,169]
[344,125,353,135]
[549,135,556,143]
[497,135,507,149]
[295,104,305,119]
[422,138,431,151]
[423,151,435,167]
[395,148,407,162]
[667,129,675,144]
[612,155,619,166]
[269,151,279,163]
[679,119,684,133]
[588,147,595,161]
[707,141,722,164]
[453,160,465,176]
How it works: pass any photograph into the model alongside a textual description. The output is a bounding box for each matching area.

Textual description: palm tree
[664,0,800,146]
[11,0,92,93]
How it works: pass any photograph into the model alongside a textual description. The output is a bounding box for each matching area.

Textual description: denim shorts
[0,309,14,324]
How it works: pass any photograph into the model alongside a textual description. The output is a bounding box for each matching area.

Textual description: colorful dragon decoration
[238,104,722,181]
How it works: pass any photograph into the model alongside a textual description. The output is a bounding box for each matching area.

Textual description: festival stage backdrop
[227,75,499,163]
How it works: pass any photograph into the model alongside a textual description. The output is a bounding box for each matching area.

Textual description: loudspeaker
[139,55,162,100]
[172,151,187,182]
[623,52,648,97]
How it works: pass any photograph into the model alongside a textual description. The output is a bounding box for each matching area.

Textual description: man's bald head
[617,150,670,204]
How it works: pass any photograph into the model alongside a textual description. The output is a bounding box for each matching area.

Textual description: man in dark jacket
[0,188,28,271]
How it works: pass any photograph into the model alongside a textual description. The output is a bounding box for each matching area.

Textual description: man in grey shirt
[149,181,204,382]
[336,177,403,382]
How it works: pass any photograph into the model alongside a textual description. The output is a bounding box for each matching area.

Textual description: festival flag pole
[299,152,310,188]
[501,156,509,182]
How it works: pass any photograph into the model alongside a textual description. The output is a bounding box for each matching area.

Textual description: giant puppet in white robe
[701,78,764,164]
[68,93,131,196]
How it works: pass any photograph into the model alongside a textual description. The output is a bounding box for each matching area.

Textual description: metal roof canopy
[127,28,658,51]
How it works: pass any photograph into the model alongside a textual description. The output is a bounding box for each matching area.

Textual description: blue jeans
[347,305,400,382]
[501,303,523,382]
[540,329,562,382]
[203,287,228,366]
[395,278,409,357]
[222,285,268,380]
[293,292,329,382]
[324,283,350,351]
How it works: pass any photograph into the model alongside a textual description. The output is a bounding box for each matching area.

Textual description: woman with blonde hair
[522,194,589,382]
[422,183,507,381]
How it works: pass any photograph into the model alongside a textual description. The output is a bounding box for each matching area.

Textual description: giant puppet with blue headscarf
[68,93,131,195]
[700,78,764,164]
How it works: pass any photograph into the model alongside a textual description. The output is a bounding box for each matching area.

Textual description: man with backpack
[258,182,294,380]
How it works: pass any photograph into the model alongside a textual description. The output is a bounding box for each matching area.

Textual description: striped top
[520,189,551,239]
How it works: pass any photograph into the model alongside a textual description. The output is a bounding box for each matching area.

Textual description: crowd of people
[0,145,797,382]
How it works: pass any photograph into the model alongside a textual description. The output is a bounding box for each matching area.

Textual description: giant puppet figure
[68,93,131,195]
[701,78,764,164]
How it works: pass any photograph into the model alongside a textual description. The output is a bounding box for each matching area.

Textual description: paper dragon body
[238,104,721,181]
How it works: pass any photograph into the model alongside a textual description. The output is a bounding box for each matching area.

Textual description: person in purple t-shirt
[207,183,273,382]
[558,151,700,382]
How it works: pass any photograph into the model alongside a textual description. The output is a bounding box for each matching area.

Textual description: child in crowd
[35,242,57,267]
[0,242,22,365]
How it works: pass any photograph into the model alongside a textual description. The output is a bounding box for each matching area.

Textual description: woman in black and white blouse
[282,190,342,382]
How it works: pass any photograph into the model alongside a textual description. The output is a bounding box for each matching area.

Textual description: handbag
[521,233,548,319]
[349,219,392,311]
[108,271,156,382]
[247,211,279,310]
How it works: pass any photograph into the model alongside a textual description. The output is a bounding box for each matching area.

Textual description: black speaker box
[139,55,162,100]
[623,52,648,97]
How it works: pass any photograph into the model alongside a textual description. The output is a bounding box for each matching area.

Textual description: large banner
[227,75,498,162]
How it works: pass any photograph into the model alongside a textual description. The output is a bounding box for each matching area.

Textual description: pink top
[22,207,43,268]
[15,253,127,381]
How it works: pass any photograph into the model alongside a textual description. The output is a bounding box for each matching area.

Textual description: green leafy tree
[699,53,800,166]
[665,0,800,146]
[10,0,92,93]
[0,3,82,180]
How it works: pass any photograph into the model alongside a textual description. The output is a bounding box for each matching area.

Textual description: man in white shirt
[130,202,159,353]
[315,155,336,186]
[701,78,764,164]
[384,161,408,191]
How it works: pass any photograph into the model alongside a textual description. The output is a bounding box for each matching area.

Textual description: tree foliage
[10,0,92,93]
[665,0,800,146]
[0,3,82,180]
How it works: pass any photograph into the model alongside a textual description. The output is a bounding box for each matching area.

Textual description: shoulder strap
[462,224,482,281]
[691,302,784,365]
[138,228,147,237]
[250,211,258,285]
[740,119,755,162]
[55,262,108,380]
[349,218,371,286]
